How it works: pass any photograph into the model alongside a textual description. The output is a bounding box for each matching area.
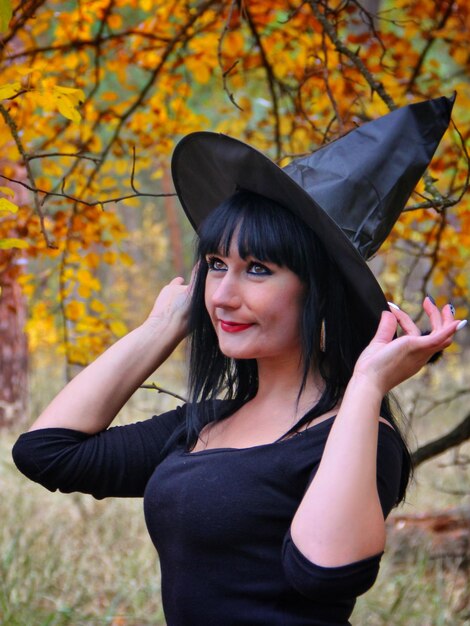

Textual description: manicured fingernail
[456,320,467,332]
[427,294,436,305]
[387,301,401,311]
[449,303,455,316]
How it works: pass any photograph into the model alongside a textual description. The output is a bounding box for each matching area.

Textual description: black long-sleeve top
[12,404,404,625]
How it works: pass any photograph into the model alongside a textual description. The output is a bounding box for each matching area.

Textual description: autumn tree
[0,0,468,467]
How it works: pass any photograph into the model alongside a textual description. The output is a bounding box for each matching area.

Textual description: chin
[217,344,256,360]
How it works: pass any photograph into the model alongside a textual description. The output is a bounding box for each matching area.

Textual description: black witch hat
[171,95,454,344]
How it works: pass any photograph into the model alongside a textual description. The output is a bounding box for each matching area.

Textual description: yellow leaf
[17,67,35,76]
[119,252,133,266]
[0,81,21,99]
[0,237,28,249]
[51,92,81,123]
[103,251,116,264]
[0,186,15,197]
[90,299,106,314]
[77,284,91,298]
[0,197,18,213]
[65,300,86,321]
[109,320,127,337]
[85,252,100,269]
[53,85,85,105]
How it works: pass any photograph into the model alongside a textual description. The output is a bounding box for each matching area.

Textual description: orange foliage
[0,0,468,367]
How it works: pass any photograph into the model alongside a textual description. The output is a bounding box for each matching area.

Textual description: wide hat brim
[171,97,453,348]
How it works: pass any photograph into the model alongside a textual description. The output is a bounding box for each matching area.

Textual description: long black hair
[185,190,411,500]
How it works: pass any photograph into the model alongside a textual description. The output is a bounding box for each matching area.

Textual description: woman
[13,96,465,625]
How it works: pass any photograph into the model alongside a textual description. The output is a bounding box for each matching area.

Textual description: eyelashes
[248,262,272,276]
[206,256,272,276]
[206,256,226,272]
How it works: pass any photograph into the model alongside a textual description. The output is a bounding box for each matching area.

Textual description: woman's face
[204,239,305,366]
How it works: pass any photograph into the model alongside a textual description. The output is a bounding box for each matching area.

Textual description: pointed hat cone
[171,95,454,345]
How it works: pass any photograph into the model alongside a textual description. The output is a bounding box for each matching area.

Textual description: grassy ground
[2,431,468,626]
[1,442,165,625]
[2,351,469,625]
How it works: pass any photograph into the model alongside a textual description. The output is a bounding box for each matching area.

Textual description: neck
[254,356,323,410]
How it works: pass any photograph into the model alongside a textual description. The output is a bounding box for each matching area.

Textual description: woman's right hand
[146,270,196,344]
[28,269,198,434]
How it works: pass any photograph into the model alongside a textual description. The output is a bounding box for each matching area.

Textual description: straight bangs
[197,190,313,279]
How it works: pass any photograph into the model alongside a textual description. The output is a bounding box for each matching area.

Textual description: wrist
[345,371,385,408]
[141,314,187,347]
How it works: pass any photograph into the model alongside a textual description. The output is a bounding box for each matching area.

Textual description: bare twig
[140,382,188,403]
[415,389,470,420]
[320,31,343,133]
[418,210,447,311]
[27,152,102,163]
[4,30,172,61]
[0,103,56,248]
[130,146,139,194]
[0,173,175,207]
[217,0,243,111]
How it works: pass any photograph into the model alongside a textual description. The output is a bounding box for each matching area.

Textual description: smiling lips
[219,320,254,333]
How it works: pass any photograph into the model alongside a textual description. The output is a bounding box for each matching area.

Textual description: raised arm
[290,298,466,568]
[28,276,192,434]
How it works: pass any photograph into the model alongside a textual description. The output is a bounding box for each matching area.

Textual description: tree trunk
[0,270,28,428]
[162,169,186,277]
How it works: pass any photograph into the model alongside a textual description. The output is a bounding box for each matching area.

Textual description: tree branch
[406,0,455,92]
[308,0,456,208]
[244,5,282,160]
[0,172,175,208]
[412,413,470,467]
[308,0,397,109]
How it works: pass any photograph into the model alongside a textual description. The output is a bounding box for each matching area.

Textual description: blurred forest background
[0,0,468,624]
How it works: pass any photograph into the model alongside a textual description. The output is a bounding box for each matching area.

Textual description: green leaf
[0,237,28,249]
[0,0,12,33]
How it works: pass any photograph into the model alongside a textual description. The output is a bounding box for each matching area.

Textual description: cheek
[204,281,216,319]
[204,286,211,315]
[277,287,304,336]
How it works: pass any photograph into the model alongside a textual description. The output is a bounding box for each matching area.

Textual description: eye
[248,261,272,276]
[206,256,227,272]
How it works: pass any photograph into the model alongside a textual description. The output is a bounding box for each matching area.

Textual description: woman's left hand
[353,298,466,395]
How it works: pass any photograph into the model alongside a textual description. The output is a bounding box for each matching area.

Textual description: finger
[422,319,461,351]
[371,311,398,344]
[441,302,455,325]
[423,295,444,330]
[169,276,185,286]
[387,302,421,336]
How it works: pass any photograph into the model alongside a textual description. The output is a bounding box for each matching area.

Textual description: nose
[209,272,242,310]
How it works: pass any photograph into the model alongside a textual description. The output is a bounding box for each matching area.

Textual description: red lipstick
[220,320,253,333]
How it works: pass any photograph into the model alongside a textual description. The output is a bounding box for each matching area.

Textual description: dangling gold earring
[320,319,326,352]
